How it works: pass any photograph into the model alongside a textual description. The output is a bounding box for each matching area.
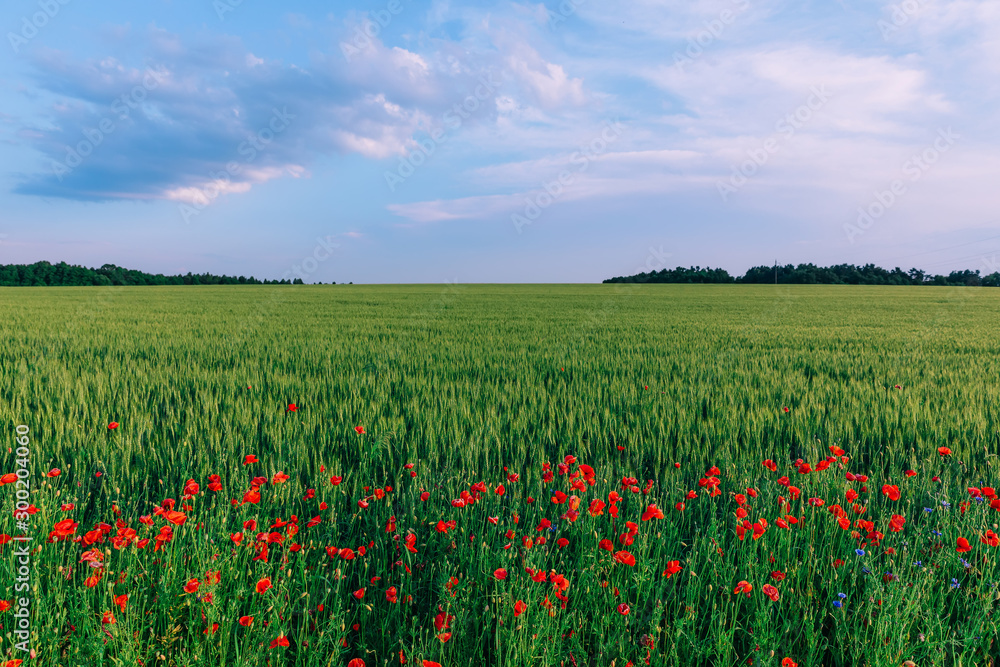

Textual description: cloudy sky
[2,0,999,282]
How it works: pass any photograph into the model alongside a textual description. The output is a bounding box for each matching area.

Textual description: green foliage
[1,285,999,667]
[0,261,321,286]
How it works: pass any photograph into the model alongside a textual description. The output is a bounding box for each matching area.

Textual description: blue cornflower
[837,592,847,599]
[941,501,951,508]
[932,530,942,537]
[923,507,934,513]
[951,578,961,589]
[855,548,865,556]
[961,558,971,568]
[913,561,922,567]
[833,600,843,608]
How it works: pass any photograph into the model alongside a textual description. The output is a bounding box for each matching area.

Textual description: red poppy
[782,659,798,667]
[437,632,452,643]
[957,537,972,553]
[982,530,1000,547]
[640,504,665,521]
[556,537,569,548]
[938,447,951,456]
[107,422,119,430]
[762,584,780,601]
[733,580,753,596]
[255,577,272,594]
[348,660,366,667]
[422,662,443,667]
[598,538,613,551]
[385,586,398,603]
[0,474,16,486]
[355,426,366,435]
[244,455,258,465]
[47,468,61,477]
[238,615,253,627]
[269,635,289,649]
[183,578,200,594]
[613,551,636,566]
[881,485,900,501]
[514,599,527,616]
[663,560,682,578]
[617,603,630,615]
[287,404,297,412]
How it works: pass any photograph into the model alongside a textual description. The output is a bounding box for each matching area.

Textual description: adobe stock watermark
[51,68,165,183]
[214,0,248,21]
[548,0,588,27]
[340,0,412,62]
[844,127,960,244]
[8,0,72,54]
[717,85,831,202]
[673,0,751,73]
[384,73,503,192]
[512,118,625,234]
[179,107,296,223]
[12,424,33,656]
[878,0,929,39]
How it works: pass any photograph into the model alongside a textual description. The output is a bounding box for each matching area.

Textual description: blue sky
[2,0,999,283]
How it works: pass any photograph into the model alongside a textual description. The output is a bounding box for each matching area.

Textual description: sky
[1,0,999,283]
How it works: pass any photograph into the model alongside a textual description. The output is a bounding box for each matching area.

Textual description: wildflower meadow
[2,284,999,667]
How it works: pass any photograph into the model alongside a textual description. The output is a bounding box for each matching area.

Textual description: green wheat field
[2,284,1000,667]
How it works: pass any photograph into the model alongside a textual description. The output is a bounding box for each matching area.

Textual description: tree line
[0,261,322,286]
[605,263,1000,286]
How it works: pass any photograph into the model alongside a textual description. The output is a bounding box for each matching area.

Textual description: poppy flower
[733,580,753,596]
[47,468,61,477]
[286,404,297,412]
[640,504,665,521]
[255,577,272,594]
[114,594,127,612]
[437,632,452,643]
[981,530,1000,547]
[0,474,16,486]
[881,485,900,501]
[244,455,258,465]
[107,422,119,430]
[782,407,790,413]
[617,603,630,615]
[237,615,253,627]
[269,635,289,649]
[663,560,682,578]
[614,551,636,566]
[938,447,951,456]
[183,578,200,594]
[355,426,365,435]
[514,599,527,616]
[956,537,972,553]
[782,659,798,667]
[348,660,366,667]
[423,662,443,667]
[762,584,780,601]
[352,588,365,600]
[556,537,569,548]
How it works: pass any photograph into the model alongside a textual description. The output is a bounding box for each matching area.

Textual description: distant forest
[605,264,1000,286]
[0,261,321,286]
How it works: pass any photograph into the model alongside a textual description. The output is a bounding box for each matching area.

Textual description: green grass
[1,284,999,666]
